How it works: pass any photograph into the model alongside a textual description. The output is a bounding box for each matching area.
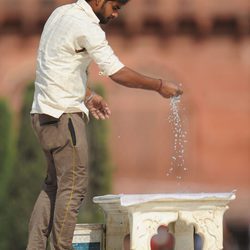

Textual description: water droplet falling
[166,96,188,179]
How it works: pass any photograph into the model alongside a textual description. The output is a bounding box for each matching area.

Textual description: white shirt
[31,0,124,118]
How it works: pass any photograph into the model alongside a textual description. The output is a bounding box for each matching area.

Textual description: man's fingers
[104,106,111,115]
[92,108,105,120]
[92,112,100,120]
[88,99,111,120]
[172,90,182,97]
[159,81,183,99]
[100,102,111,119]
[89,107,99,119]
[103,106,111,117]
[96,110,105,120]
[176,88,183,96]
[101,101,111,114]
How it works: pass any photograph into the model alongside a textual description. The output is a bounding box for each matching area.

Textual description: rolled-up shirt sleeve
[76,20,124,76]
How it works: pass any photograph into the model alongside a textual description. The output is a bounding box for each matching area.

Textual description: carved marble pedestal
[93,192,235,250]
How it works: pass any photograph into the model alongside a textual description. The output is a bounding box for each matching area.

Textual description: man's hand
[85,92,111,120]
[158,80,183,98]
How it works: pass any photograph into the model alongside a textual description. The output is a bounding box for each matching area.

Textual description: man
[27,0,183,249]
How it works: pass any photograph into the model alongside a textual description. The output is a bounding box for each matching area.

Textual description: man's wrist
[85,91,96,104]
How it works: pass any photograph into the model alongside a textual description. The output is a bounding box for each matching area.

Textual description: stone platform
[93,192,236,250]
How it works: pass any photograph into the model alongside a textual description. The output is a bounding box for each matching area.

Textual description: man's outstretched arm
[84,66,183,120]
[110,66,183,98]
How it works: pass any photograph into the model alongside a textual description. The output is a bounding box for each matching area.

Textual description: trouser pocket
[68,118,76,146]
[38,114,59,126]
[33,114,65,151]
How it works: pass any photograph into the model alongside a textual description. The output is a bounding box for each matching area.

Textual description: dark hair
[85,0,130,3]
[115,0,130,3]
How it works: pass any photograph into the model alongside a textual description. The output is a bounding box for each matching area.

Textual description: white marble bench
[93,192,236,250]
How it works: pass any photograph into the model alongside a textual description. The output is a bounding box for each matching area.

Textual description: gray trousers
[27,113,88,250]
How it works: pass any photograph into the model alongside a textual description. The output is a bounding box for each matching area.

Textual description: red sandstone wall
[0,0,249,33]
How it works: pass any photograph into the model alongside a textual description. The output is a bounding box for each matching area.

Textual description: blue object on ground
[72,242,100,250]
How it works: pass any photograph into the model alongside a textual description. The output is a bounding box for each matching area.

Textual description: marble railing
[93,192,236,250]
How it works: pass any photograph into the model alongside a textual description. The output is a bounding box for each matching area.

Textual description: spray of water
[167,95,188,180]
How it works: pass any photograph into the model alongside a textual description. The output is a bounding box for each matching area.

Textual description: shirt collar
[76,0,100,24]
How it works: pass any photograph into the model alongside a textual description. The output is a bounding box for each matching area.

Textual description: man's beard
[96,2,113,24]
[96,12,109,24]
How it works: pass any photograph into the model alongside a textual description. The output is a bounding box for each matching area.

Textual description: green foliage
[0,99,15,199]
[0,84,46,250]
[78,84,113,223]
[0,99,16,250]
